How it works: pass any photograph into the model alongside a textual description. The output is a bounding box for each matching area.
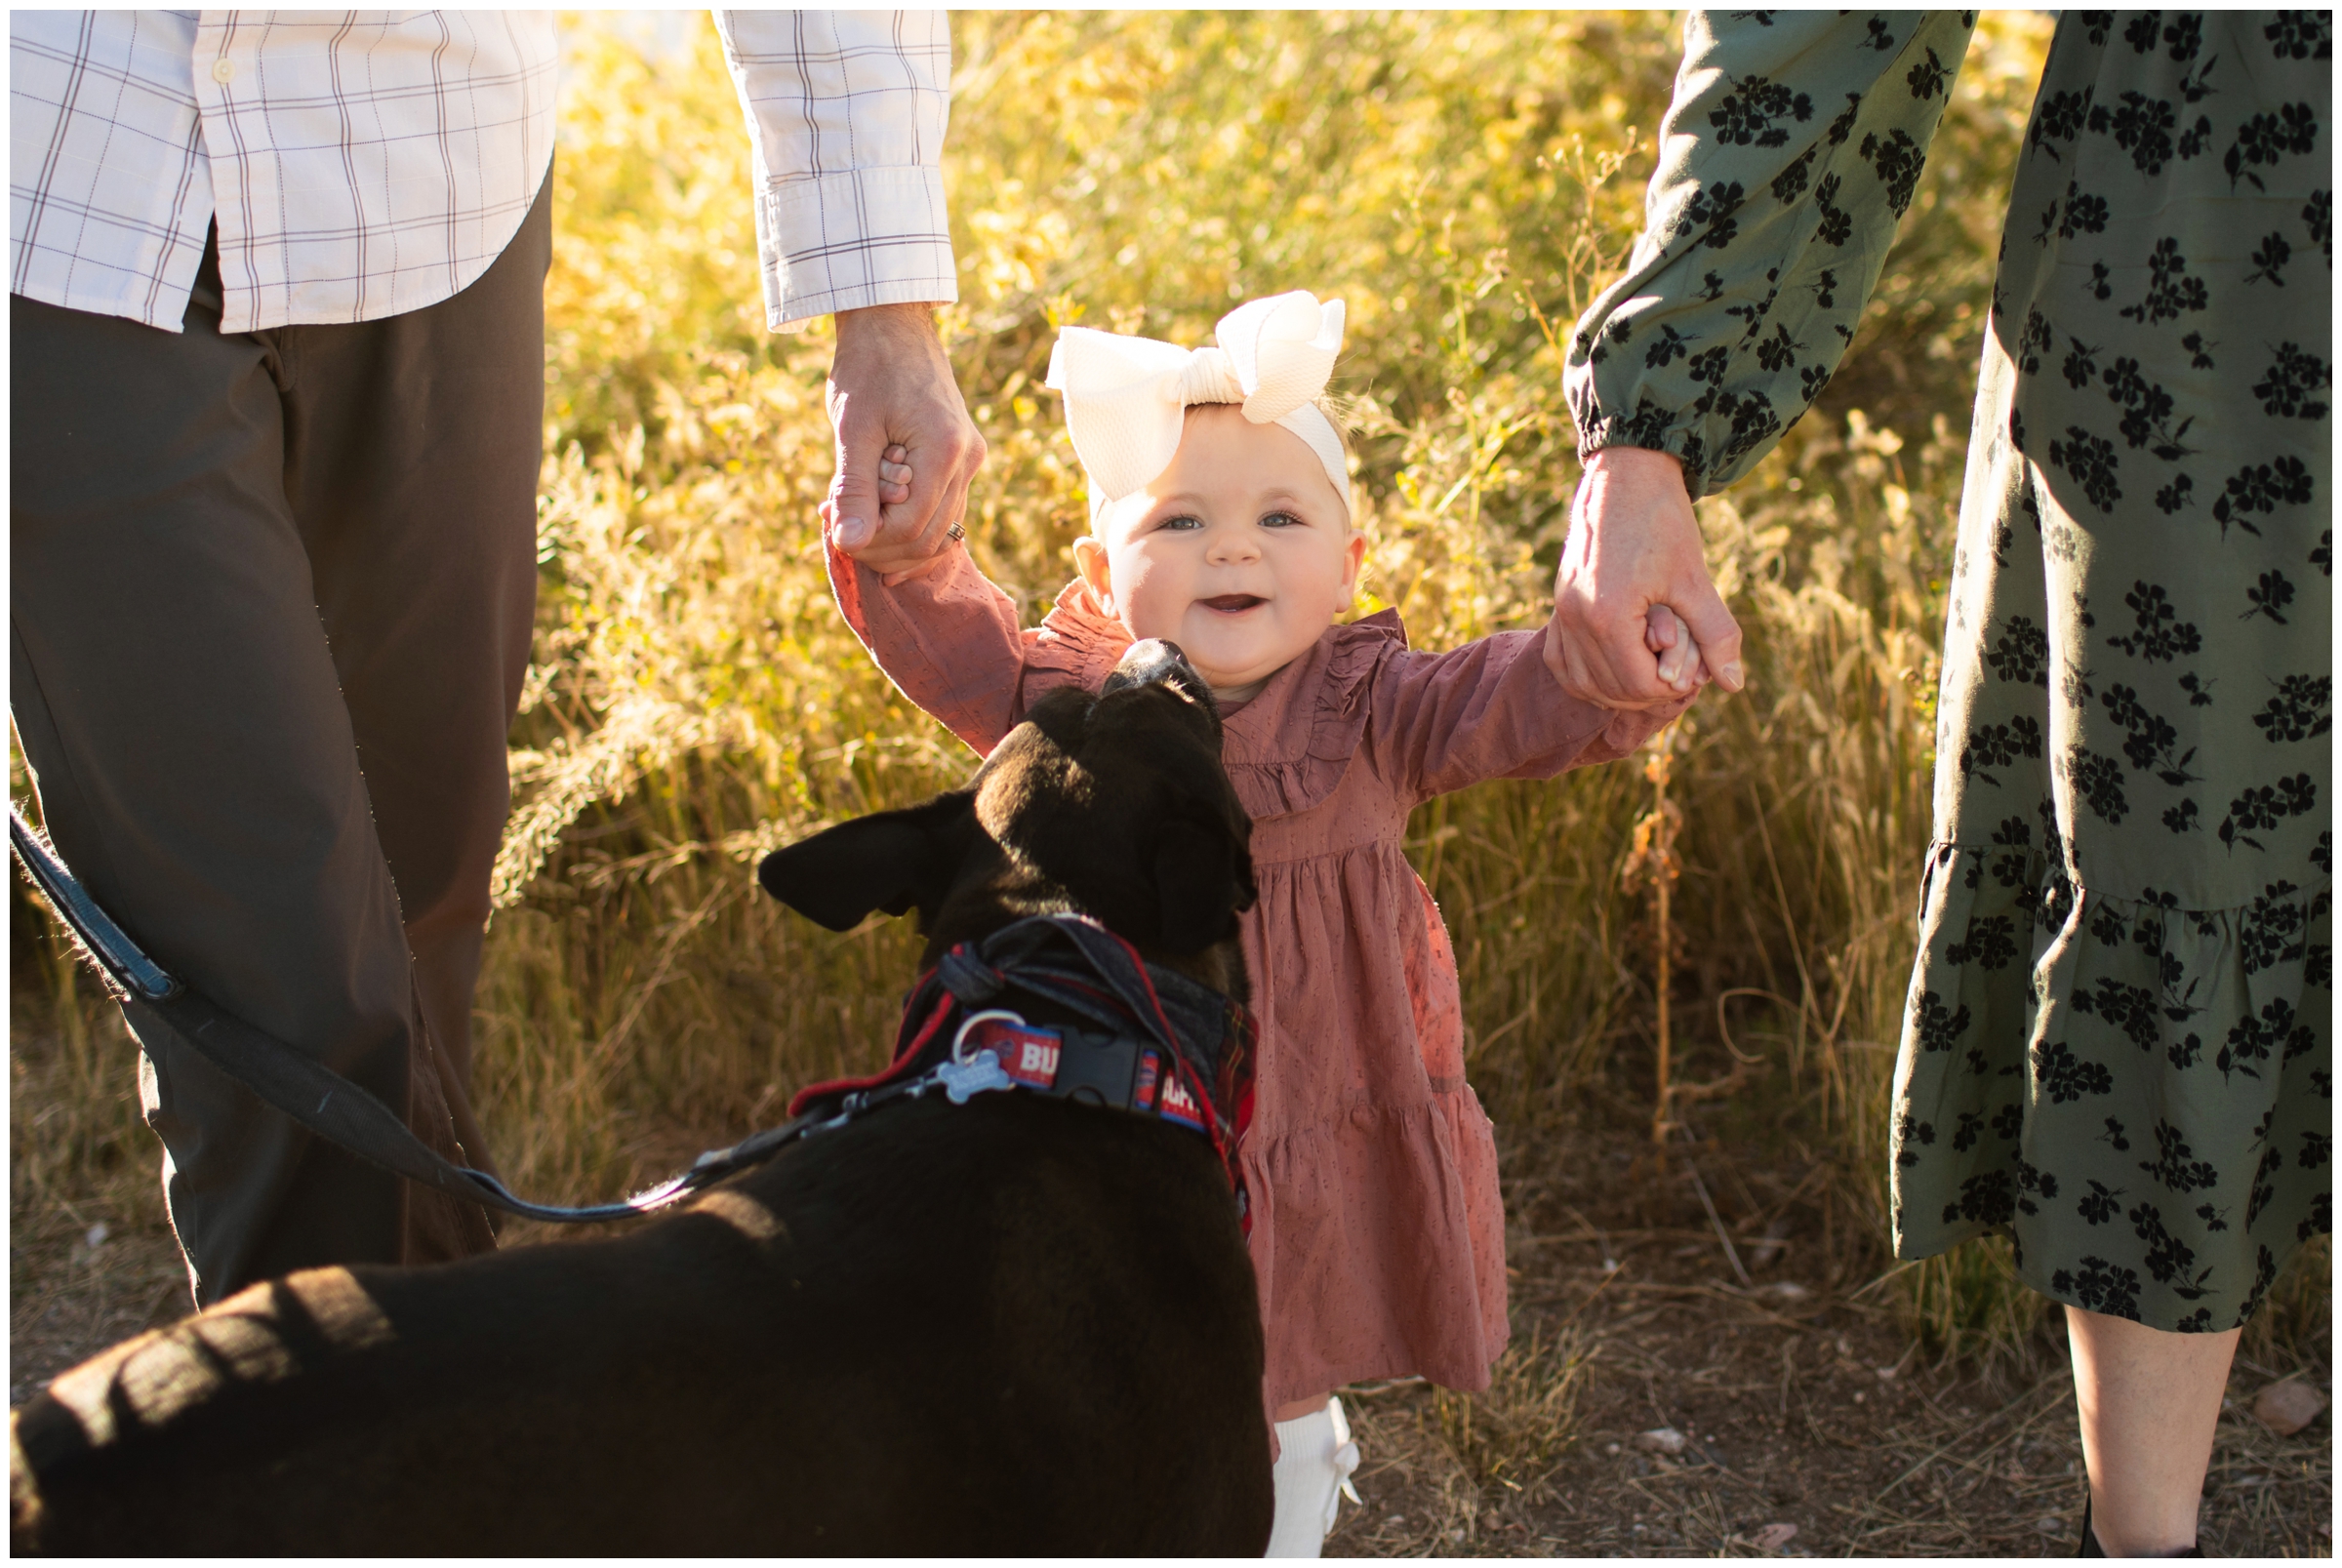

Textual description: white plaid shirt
[715,9,955,328]
[9,10,954,336]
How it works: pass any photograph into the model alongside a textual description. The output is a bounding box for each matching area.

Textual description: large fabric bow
[1044,291,1349,522]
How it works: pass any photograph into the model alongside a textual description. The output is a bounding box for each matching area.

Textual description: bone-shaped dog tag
[939,1049,1014,1105]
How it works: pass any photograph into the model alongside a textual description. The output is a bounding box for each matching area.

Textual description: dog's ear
[1151,817,1254,952]
[758,791,976,931]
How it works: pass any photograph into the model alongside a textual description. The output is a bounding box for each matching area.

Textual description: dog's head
[758,641,1256,996]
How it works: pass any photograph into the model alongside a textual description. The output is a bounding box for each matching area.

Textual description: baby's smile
[1199,592,1268,614]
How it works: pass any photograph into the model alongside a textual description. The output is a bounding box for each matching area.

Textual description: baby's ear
[1337,528,1366,612]
[1072,534,1114,615]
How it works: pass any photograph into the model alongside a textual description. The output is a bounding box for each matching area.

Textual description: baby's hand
[1643,604,1712,697]
[833,443,953,586]
[876,442,912,508]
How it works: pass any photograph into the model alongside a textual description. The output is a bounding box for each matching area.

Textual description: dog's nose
[1103,638,1203,698]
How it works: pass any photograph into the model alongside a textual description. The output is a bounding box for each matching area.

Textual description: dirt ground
[1321,1116,2334,1558]
[11,1038,2332,1558]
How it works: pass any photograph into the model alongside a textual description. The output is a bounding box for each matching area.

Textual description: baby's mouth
[1199,593,1267,614]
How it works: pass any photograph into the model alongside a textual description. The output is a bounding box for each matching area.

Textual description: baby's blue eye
[1261,510,1304,528]
[1158,513,1203,532]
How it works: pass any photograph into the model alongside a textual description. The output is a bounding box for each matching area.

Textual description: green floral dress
[1566,11,2330,1332]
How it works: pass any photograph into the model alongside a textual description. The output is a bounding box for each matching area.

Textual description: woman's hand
[1546,446,1745,708]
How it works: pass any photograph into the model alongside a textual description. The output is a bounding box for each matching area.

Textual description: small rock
[1604,1442,1622,1456]
[1635,1427,1688,1456]
[84,1222,109,1249]
[1852,1391,1866,1404]
[1753,1521,1798,1550]
[1759,1280,1810,1302]
[2251,1378,2327,1436]
[2035,1515,2068,1538]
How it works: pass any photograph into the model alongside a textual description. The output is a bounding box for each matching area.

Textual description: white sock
[1265,1397,1361,1558]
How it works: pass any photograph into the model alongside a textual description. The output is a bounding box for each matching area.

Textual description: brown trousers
[10,180,549,1306]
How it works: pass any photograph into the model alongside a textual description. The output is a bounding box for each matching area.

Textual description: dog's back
[15,1093,1265,1554]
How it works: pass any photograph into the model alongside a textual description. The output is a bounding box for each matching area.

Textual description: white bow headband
[1044,291,1350,527]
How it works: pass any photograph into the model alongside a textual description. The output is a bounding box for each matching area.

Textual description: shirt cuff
[758,165,957,328]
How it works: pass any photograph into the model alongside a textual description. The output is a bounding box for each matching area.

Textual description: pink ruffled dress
[829,541,1677,1405]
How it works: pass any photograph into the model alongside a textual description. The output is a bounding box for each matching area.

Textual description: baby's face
[1074,405,1362,706]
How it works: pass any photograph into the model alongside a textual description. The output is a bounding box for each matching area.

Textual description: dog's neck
[921,838,1249,1008]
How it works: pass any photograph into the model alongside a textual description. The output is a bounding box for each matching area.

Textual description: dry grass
[7,11,2329,1547]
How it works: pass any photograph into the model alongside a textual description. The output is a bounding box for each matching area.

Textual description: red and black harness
[787,912,1259,1226]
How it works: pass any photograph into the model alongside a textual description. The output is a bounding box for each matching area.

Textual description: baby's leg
[1267,1393,1360,1557]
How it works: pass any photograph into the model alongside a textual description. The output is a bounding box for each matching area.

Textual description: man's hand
[1545,445,1746,709]
[824,302,986,583]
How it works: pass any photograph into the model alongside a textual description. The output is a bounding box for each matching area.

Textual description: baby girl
[827,292,1687,1554]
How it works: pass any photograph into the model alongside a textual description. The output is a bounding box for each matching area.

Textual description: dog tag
[938,1049,1014,1105]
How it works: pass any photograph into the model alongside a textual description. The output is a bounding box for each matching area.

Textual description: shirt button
[211,59,235,82]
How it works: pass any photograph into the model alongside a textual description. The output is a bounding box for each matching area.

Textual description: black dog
[10,640,1272,1555]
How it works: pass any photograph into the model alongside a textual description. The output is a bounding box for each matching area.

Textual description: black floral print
[1568,12,2330,1334]
[2118,237,2209,326]
[2250,673,2330,741]
[2036,1038,2117,1103]
[2251,342,2330,419]
[2246,230,2293,285]
[1710,75,1814,146]
[2092,90,2182,175]
[2224,101,2322,190]
[2052,1255,2143,1319]
[2216,773,2316,851]
[2048,425,2123,510]
[2210,456,2315,536]
[2265,13,2332,61]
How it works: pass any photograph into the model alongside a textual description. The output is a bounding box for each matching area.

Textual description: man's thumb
[1676,579,1746,692]
[829,440,878,551]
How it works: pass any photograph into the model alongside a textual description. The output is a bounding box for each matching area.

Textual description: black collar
[785,914,1257,1219]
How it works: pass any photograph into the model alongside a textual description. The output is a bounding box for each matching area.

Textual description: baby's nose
[1206,527,1261,562]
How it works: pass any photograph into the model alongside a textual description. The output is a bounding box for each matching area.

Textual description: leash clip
[949,1008,1029,1065]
